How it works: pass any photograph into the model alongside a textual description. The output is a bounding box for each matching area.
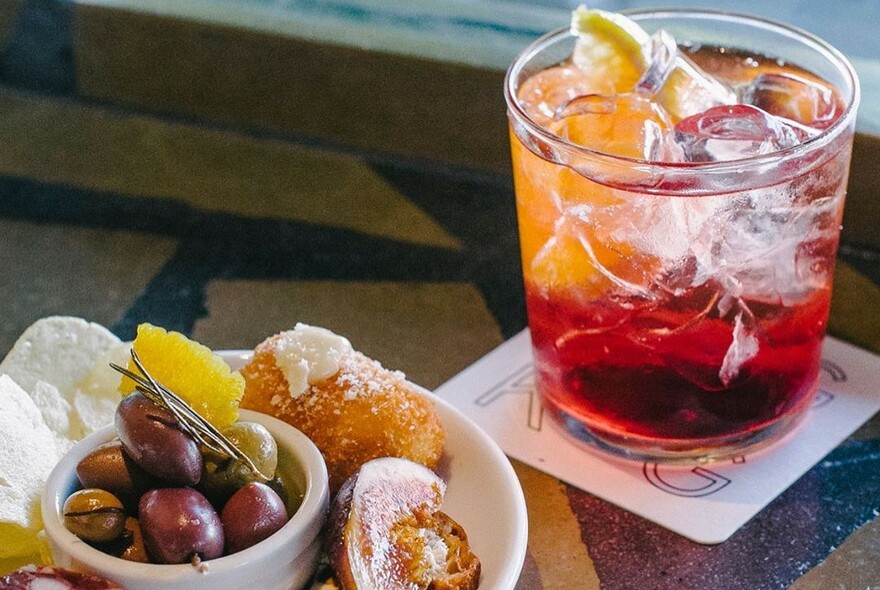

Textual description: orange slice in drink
[550,93,676,160]
[529,228,603,297]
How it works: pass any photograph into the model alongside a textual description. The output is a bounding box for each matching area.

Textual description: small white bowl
[42,409,329,590]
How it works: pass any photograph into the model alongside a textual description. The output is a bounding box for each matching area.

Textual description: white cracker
[69,342,130,438]
[0,316,121,397]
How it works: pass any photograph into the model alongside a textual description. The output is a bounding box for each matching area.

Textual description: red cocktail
[505,9,860,460]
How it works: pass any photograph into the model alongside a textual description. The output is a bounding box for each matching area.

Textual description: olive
[139,488,224,564]
[92,516,150,563]
[75,440,159,511]
[62,488,126,543]
[119,517,150,563]
[221,482,288,554]
[266,475,291,510]
[200,422,278,501]
[115,393,203,486]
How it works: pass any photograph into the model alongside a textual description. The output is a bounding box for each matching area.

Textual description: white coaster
[435,330,880,544]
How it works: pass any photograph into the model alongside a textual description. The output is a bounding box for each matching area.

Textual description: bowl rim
[41,408,329,581]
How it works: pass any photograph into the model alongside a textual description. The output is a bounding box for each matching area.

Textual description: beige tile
[192,280,503,388]
[846,134,880,249]
[789,516,880,590]
[73,4,510,173]
[0,89,460,249]
[829,263,880,358]
[512,460,601,590]
[0,219,176,353]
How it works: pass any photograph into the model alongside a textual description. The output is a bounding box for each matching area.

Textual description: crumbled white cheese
[30,380,75,455]
[0,317,124,443]
[273,323,353,398]
[70,389,118,441]
[0,374,61,559]
[419,528,449,580]
[25,572,72,590]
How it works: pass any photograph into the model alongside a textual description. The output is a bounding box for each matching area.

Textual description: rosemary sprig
[110,349,270,482]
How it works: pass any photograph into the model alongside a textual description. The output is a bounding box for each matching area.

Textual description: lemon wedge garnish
[571,6,650,94]
[569,5,735,121]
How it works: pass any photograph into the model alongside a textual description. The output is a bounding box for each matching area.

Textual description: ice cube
[740,71,840,130]
[636,30,737,121]
[719,312,759,385]
[552,93,681,161]
[648,195,729,293]
[564,193,720,301]
[531,211,662,303]
[516,63,613,127]
[687,188,842,307]
[673,104,813,162]
[634,30,677,96]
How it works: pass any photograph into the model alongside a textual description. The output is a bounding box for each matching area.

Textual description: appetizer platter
[0,317,527,590]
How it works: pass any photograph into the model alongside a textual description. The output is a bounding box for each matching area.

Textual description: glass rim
[503,7,862,173]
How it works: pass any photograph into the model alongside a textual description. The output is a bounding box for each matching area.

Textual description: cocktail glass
[504,9,860,461]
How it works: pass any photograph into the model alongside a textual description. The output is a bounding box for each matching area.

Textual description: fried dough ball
[240,332,445,492]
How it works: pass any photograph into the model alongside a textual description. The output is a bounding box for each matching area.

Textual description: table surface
[1,1,879,588]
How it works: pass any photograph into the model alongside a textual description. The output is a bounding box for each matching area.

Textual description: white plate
[220,351,529,590]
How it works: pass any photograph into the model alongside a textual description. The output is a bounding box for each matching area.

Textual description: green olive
[62,488,126,543]
[200,422,278,501]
